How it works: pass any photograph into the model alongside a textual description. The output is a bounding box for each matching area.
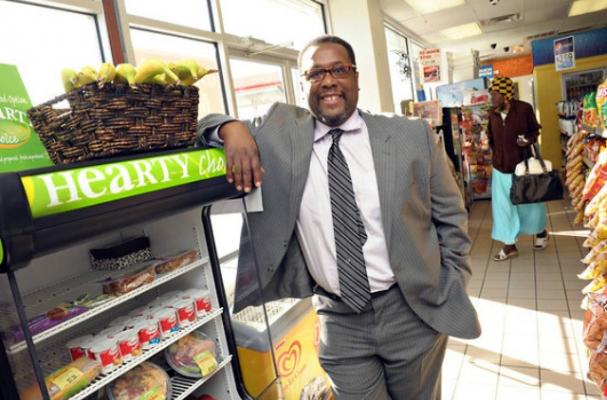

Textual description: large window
[229,58,287,119]
[0,1,105,105]
[130,28,226,115]
[124,0,213,31]
[220,0,325,50]
[385,27,414,114]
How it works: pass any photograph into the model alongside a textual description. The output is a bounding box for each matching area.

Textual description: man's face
[491,90,505,109]
[300,43,359,127]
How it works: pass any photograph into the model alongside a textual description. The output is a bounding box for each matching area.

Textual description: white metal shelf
[171,356,232,400]
[68,308,223,400]
[6,258,208,354]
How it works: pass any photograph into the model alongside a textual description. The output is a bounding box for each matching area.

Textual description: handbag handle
[523,142,547,175]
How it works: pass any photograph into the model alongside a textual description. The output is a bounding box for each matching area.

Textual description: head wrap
[490,77,514,101]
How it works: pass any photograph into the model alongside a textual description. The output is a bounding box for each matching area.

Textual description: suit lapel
[361,111,396,248]
[288,113,315,224]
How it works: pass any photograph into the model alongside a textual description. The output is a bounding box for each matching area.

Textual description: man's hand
[219,121,265,192]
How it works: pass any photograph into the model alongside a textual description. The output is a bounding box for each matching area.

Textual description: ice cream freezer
[231,297,332,400]
[0,148,274,400]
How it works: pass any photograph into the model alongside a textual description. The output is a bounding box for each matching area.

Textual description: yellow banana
[134,59,179,85]
[115,63,136,85]
[61,68,78,93]
[97,62,116,85]
[76,66,97,88]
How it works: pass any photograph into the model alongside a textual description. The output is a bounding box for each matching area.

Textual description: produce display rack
[0,148,257,400]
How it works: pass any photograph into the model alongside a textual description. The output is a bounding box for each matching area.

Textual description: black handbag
[510,144,564,205]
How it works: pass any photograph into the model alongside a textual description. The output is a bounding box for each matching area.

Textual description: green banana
[76,66,97,88]
[169,59,199,84]
[152,73,167,86]
[97,62,116,85]
[186,66,217,85]
[134,59,179,85]
[115,63,136,85]
[61,68,78,93]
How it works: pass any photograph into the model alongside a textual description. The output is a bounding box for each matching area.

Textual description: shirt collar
[314,110,364,142]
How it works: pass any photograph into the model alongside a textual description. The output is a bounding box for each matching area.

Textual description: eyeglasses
[302,64,357,82]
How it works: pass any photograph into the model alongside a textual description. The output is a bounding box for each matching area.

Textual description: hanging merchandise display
[460,102,493,200]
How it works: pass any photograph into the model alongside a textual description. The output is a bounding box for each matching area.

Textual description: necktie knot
[328,128,344,145]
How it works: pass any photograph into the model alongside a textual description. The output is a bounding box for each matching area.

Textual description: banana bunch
[61,59,217,93]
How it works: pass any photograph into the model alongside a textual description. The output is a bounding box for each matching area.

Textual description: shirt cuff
[207,126,224,146]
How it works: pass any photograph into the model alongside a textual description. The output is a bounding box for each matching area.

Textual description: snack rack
[0,148,264,400]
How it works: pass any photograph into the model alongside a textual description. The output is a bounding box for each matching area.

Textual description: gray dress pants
[312,284,448,400]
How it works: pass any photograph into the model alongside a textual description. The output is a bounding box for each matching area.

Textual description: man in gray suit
[198,35,480,399]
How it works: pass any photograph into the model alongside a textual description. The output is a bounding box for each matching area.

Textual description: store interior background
[4,0,607,399]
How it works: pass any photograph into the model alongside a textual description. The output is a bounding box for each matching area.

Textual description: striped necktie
[327,128,370,313]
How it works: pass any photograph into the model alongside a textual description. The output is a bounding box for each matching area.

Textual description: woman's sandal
[493,248,519,262]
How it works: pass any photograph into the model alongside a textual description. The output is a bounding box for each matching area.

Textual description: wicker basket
[27,83,199,164]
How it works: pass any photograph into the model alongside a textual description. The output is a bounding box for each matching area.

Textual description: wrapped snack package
[597,80,607,129]
[165,331,217,377]
[108,362,171,400]
[154,249,199,274]
[102,261,158,295]
[89,236,152,271]
[583,275,607,295]
[20,357,101,400]
[5,304,88,344]
[585,92,601,128]
[585,294,607,350]
[584,150,607,202]
[588,332,607,395]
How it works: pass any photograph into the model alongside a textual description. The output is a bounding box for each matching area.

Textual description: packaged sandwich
[102,261,158,295]
[19,357,101,400]
[108,362,171,400]
[154,249,199,274]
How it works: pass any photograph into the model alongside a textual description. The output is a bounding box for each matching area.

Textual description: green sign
[22,149,227,218]
[0,64,52,172]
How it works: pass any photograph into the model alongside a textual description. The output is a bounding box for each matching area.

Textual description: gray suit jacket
[198,103,481,339]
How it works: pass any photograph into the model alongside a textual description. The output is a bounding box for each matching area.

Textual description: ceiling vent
[525,31,557,41]
[479,13,521,27]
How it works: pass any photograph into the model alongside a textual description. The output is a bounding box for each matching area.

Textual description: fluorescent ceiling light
[405,0,465,15]
[440,23,482,40]
[569,0,607,16]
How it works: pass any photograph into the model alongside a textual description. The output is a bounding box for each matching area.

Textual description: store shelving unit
[0,148,256,400]
[4,258,209,354]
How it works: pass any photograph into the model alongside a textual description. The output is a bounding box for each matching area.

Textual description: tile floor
[442,199,601,400]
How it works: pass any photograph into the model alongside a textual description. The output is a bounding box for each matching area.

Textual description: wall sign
[479,65,494,78]
[0,64,52,172]
[554,36,575,71]
[419,48,441,83]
